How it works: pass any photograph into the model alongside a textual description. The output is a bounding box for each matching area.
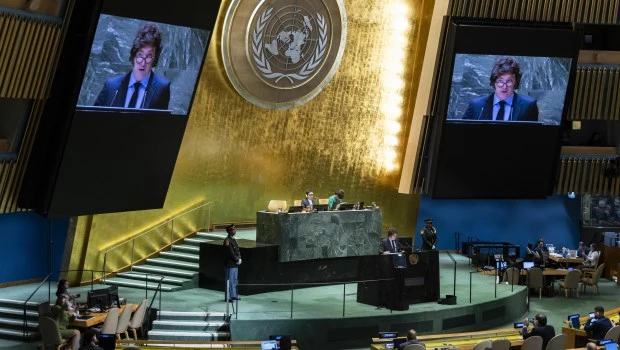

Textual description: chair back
[116,304,134,334]
[545,333,566,350]
[100,307,120,334]
[38,316,63,346]
[521,335,543,350]
[293,199,302,206]
[527,268,544,288]
[472,339,492,350]
[491,339,511,350]
[37,301,52,317]
[318,198,329,205]
[564,269,581,288]
[402,344,426,350]
[591,263,606,282]
[604,325,620,343]
[504,267,520,285]
[129,299,148,329]
[267,200,288,212]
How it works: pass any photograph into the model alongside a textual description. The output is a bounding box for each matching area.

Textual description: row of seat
[502,263,606,297]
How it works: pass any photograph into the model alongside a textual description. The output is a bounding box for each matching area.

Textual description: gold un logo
[222,0,347,109]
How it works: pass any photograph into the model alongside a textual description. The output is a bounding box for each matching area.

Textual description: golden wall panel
[556,157,619,195]
[70,0,435,277]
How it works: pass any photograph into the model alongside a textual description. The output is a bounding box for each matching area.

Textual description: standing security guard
[223,224,241,302]
[420,218,437,251]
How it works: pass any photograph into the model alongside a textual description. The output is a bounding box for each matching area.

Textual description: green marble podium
[256,209,382,262]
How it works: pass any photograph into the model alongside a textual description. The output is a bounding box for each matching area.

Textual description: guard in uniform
[223,224,241,302]
[420,218,437,251]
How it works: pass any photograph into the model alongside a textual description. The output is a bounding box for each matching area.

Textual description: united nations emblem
[408,253,419,265]
[222,0,347,109]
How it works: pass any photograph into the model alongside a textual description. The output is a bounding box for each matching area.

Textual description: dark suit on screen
[462,92,538,121]
[94,71,171,110]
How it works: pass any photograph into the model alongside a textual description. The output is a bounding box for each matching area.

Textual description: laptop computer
[98,334,116,350]
[338,203,355,210]
[261,340,279,350]
[378,331,398,339]
[314,204,328,212]
[523,261,535,270]
[605,342,618,350]
[287,206,304,213]
[568,314,580,328]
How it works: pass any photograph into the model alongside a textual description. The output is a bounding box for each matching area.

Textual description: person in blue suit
[94,23,170,110]
[462,56,538,122]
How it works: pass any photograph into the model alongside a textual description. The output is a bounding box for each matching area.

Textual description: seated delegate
[52,295,81,350]
[584,306,613,340]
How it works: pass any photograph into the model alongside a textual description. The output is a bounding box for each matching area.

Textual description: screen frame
[425,18,581,199]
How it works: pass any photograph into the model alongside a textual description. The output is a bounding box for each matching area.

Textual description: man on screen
[94,23,171,110]
[462,56,538,122]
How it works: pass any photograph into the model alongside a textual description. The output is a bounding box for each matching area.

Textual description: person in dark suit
[462,56,538,122]
[522,313,555,349]
[398,329,425,350]
[223,224,241,302]
[94,23,170,110]
[300,189,317,212]
[584,306,613,340]
[379,227,400,255]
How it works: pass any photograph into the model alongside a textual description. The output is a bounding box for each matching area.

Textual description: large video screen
[425,20,580,199]
[18,0,222,217]
[77,14,210,115]
[447,54,572,125]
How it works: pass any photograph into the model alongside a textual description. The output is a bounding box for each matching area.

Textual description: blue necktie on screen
[128,81,141,108]
[496,100,506,121]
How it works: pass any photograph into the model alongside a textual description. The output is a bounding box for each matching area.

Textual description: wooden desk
[519,268,571,276]
[562,307,620,348]
[71,304,138,328]
[371,328,524,350]
[548,255,584,267]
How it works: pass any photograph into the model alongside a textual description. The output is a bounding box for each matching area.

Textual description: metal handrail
[234,277,396,319]
[102,201,213,281]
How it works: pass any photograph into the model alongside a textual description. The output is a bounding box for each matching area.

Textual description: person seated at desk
[56,279,80,310]
[328,189,345,210]
[577,241,590,259]
[522,313,555,350]
[399,329,424,350]
[584,306,613,340]
[585,342,598,350]
[532,240,547,266]
[379,228,400,255]
[582,243,600,269]
[52,295,81,350]
[301,189,317,212]
[79,330,103,350]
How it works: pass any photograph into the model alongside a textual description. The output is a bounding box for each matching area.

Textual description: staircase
[147,310,230,341]
[0,299,39,341]
[105,231,226,292]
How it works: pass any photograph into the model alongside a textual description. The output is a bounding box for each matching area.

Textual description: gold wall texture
[69,0,435,277]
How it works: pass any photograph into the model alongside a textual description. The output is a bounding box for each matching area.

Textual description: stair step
[152,320,227,331]
[159,251,199,262]
[117,272,191,285]
[147,330,230,341]
[183,237,213,246]
[157,311,227,320]
[196,232,226,240]
[0,317,38,330]
[173,245,200,253]
[0,299,40,309]
[0,327,39,339]
[146,258,199,271]
[0,307,38,319]
[103,278,177,292]
[132,265,196,278]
